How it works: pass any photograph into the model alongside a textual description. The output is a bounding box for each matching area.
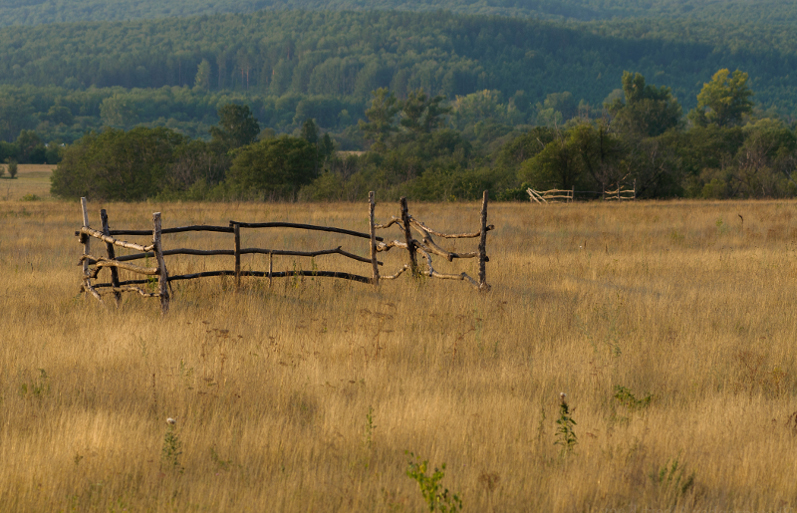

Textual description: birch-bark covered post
[101,208,122,305]
[80,197,91,297]
[400,197,418,277]
[369,191,380,286]
[478,190,489,291]
[152,212,170,314]
[233,222,241,288]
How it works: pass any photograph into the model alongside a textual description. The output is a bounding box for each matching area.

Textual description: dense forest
[1,8,797,151]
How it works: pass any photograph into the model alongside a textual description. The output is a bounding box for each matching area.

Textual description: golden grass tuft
[2,192,797,511]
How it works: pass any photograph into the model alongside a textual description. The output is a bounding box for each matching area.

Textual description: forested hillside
[2,0,797,26]
[2,9,797,148]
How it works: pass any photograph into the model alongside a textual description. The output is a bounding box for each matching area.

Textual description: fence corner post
[152,212,170,315]
[369,191,380,287]
[400,197,418,277]
[478,190,490,292]
[101,208,121,306]
[80,197,90,297]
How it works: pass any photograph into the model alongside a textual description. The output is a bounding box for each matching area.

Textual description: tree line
[51,68,797,202]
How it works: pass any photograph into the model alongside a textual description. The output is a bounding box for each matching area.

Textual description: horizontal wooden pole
[381,264,409,280]
[240,247,381,265]
[373,218,402,230]
[80,255,159,275]
[94,279,160,288]
[415,239,478,261]
[229,221,383,242]
[99,285,160,298]
[410,217,494,239]
[94,270,374,286]
[111,249,234,262]
[110,225,234,235]
[376,240,408,252]
[416,247,480,290]
[421,270,481,289]
[177,270,373,283]
[104,247,381,265]
[78,227,154,252]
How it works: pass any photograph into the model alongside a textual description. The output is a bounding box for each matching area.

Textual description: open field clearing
[0,164,57,201]
[2,193,797,511]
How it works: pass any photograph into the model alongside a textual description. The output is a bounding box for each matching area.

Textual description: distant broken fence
[527,181,637,203]
[75,191,492,314]
[603,180,636,201]
[527,187,574,204]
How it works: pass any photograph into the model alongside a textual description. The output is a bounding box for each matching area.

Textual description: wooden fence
[604,180,636,201]
[527,187,574,204]
[527,181,637,203]
[75,192,492,314]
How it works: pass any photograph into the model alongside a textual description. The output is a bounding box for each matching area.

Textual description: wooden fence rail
[527,182,637,203]
[76,192,491,314]
[604,180,636,201]
[527,187,574,204]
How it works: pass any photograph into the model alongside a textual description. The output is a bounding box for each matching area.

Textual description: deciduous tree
[690,69,753,128]
[226,136,319,200]
[606,72,682,137]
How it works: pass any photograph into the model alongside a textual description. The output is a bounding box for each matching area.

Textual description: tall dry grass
[2,195,797,512]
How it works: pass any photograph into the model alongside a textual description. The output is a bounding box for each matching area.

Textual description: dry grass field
[0,164,56,200]
[2,173,797,511]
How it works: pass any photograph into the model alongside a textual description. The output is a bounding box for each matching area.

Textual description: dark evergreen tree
[210,103,260,151]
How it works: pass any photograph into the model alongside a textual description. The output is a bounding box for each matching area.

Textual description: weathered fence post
[400,197,418,277]
[268,251,273,288]
[478,190,489,291]
[233,222,241,288]
[152,212,170,314]
[369,191,380,286]
[80,197,90,297]
[101,208,122,305]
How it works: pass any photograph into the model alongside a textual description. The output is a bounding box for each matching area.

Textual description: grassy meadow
[2,172,797,511]
[0,164,56,200]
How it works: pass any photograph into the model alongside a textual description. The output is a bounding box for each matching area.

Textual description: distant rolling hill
[2,0,797,27]
[1,4,795,144]
[1,9,795,113]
